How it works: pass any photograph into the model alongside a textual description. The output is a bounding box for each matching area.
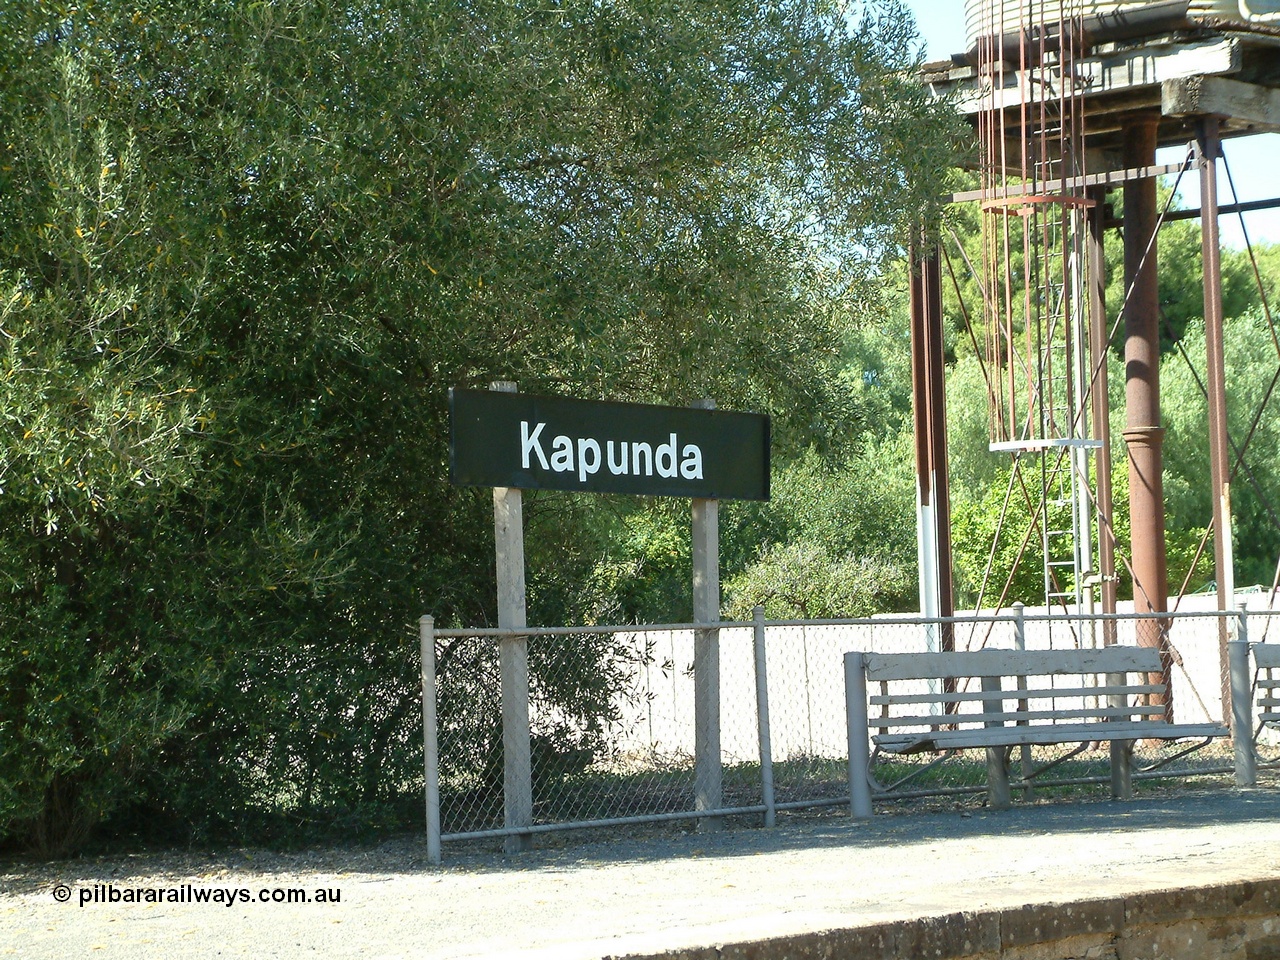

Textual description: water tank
[964,0,1278,53]
[1232,0,1280,22]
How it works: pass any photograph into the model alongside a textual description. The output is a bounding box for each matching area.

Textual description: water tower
[915,0,1280,716]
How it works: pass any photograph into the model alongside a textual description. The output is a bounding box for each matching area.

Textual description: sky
[900,0,1280,247]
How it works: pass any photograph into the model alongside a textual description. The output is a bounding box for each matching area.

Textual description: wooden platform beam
[1163,76,1280,132]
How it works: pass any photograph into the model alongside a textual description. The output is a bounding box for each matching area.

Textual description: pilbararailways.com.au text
[55,882,342,907]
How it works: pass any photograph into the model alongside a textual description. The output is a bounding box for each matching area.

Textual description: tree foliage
[722,444,917,619]
[0,0,956,853]
[1164,309,1280,590]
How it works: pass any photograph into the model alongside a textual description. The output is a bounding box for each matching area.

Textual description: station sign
[449,389,770,501]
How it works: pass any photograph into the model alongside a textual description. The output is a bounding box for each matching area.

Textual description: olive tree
[0,0,956,853]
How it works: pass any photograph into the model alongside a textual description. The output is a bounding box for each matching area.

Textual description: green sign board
[449,389,770,500]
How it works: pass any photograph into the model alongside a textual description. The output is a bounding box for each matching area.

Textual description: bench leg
[986,746,1011,810]
[1110,740,1133,800]
[1019,743,1034,800]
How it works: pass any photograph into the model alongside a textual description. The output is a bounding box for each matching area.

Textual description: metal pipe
[752,606,776,827]
[420,615,441,865]
[432,607,1246,638]
[1228,607,1257,787]
[440,805,771,843]
[845,652,873,819]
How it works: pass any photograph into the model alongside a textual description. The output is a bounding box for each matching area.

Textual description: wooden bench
[1252,643,1280,734]
[844,646,1229,814]
[1227,639,1280,781]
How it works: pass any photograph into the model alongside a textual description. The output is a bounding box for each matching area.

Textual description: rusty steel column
[1199,116,1235,724]
[1087,186,1119,646]
[909,239,955,652]
[1121,113,1172,714]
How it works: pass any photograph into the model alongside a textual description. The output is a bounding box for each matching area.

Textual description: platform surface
[4,791,1280,959]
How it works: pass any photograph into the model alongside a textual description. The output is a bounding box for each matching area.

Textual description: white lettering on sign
[577,438,601,482]
[680,443,703,479]
[550,435,573,472]
[521,420,549,470]
[519,421,704,484]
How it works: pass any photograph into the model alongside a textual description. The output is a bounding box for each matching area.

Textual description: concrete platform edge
[610,877,1280,960]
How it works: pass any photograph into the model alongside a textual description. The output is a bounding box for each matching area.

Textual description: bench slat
[869,683,1164,706]
[864,647,1160,682]
[875,721,1228,755]
[868,704,1166,729]
[1252,643,1280,669]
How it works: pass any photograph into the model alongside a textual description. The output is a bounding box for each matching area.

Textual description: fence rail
[420,603,1280,863]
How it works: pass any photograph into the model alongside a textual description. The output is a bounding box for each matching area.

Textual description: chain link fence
[424,622,772,850]
[422,602,1279,860]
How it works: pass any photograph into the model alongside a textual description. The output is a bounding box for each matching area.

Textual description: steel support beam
[1087,186,1119,647]
[925,247,955,645]
[1155,196,1280,224]
[1198,117,1236,725]
[909,245,937,633]
[948,162,1187,204]
[1121,114,1173,716]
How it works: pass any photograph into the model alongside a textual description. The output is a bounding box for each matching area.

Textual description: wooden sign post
[690,400,722,830]
[490,381,533,853]
[450,387,769,849]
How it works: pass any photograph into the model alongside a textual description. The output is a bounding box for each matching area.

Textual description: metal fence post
[420,615,442,865]
[845,652,873,819]
[753,606,776,827]
[1229,604,1257,787]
